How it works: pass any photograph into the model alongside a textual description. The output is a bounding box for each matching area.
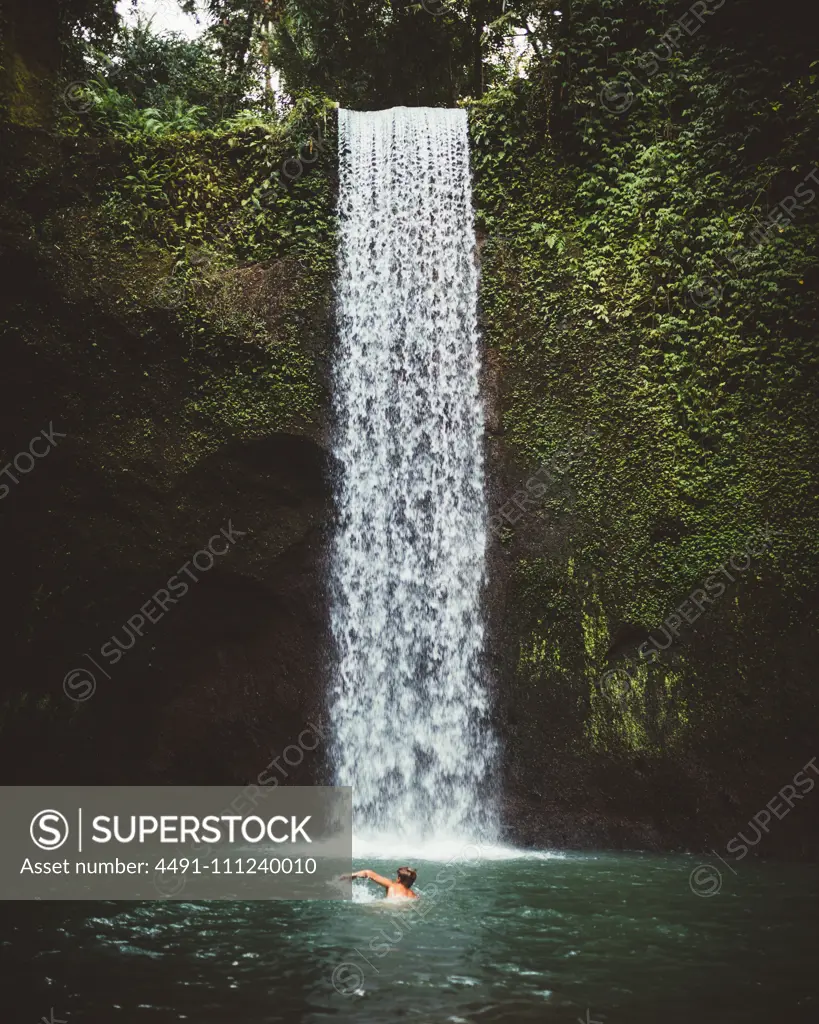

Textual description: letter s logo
[434,868,457,892]
[100,642,123,665]
[30,809,69,850]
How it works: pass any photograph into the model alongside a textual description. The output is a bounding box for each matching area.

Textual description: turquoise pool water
[4,851,817,1023]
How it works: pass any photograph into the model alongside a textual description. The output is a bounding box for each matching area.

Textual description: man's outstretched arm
[350,869,392,887]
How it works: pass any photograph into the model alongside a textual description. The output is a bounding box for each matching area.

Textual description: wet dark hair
[397,866,417,888]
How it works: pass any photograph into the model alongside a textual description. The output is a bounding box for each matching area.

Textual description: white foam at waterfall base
[351,835,566,863]
[330,106,498,851]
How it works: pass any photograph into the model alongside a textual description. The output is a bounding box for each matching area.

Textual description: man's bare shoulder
[387,884,418,899]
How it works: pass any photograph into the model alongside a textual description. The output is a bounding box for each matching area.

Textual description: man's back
[347,866,419,898]
[386,881,418,899]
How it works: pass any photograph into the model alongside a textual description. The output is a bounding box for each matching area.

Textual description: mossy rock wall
[469,2,819,853]
[0,107,338,786]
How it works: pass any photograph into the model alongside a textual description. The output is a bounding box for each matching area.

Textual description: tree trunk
[1,0,62,126]
[471,2,484,100]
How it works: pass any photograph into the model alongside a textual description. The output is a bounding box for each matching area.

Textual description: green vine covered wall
[1,94,341,783]
[4,95,337,457]
[467,0,819,843]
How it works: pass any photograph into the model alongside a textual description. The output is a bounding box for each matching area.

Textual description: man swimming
[343,866,418,899]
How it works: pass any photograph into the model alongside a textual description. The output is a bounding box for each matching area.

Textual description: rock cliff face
[485,426,819,858]
[0,122,337,791]
[2,87,818,859]
[469,73,819,857]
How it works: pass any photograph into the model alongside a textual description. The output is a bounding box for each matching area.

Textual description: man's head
[397,866,417,889]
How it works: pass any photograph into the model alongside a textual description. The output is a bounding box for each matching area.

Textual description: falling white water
[330,107,497,851]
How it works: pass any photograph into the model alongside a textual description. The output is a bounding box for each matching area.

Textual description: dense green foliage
[2,0,818,815]
[194,0,546,106]
[79,22,241,125]
[471,0,819,756]
[269,0,508,106]
[4,86,336,454]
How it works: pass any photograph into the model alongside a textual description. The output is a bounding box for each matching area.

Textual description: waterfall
[329,106,497,850]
